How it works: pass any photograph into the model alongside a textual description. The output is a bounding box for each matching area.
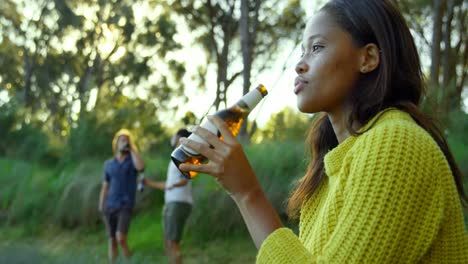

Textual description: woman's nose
[295,61,309,74]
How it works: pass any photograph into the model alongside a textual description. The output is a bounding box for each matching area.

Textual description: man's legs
[164,239,170,255]
[103,209,118,263]
[116,208,133,258]
[108,238,118,263]
[162,202,192,264]
[116,232,132,257]
[165,240,182,264]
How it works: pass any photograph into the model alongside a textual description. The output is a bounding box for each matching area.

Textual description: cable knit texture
[257,109,468,263]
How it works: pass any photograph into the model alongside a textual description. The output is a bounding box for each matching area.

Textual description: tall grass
[0,159,56,233]
[2,136,466,238]
[55,161,103,228]
[0,141,307,244]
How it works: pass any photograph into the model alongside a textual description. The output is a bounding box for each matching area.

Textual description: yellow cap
[112,128,138,153]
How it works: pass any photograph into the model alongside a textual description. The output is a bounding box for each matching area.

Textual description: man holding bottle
[143,128,193,264]
[98,128,145,263]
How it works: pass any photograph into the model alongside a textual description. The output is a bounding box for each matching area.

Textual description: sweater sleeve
[257,228,314,263]
[257,121,446,263]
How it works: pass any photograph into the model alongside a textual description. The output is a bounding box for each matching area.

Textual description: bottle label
[181,119,218,156]
[241,89,263,110]
[179,86,266,158]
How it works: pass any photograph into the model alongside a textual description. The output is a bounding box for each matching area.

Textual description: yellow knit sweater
[257,109,468,263]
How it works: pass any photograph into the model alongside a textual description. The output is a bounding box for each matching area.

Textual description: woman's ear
[359,43,380,74]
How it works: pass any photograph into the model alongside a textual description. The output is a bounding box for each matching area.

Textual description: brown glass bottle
[171,84,268,179]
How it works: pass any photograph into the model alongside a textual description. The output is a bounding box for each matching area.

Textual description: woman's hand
[178,115,261,200]
[180,116,283,248]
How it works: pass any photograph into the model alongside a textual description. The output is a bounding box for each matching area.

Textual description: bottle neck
[235,89,264,111]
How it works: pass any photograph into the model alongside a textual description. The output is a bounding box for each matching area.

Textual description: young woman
[178,0,468,262]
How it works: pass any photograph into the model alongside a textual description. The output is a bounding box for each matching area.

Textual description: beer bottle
[137,170,145,192]
[171,84,268,179]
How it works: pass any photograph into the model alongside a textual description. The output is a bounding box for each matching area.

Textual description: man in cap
[98,129,145,263]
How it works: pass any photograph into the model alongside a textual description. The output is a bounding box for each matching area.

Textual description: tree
[169,0,304,142]
[399,0,467,117]
[169,0,241,112]
[0,0,186,158]
[238,0,304,141]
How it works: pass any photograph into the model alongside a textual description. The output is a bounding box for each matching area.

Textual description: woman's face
[294,11,362,114]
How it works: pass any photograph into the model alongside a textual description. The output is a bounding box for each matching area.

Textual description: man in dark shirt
[98,129,144,263]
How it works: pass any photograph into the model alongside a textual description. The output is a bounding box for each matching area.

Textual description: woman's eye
[312,45,323,52]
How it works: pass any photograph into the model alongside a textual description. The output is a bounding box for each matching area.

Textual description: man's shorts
[163,202,192,242]
[102,207,132,239]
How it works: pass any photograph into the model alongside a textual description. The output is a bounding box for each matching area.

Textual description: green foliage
[181,111,199,126]
[255,0,305,58]
[62,98,171,161]
[0,38,22,88]
[1,129,468,261]
[0,159,55,234]
[169,0,304,111]
[0,0,186,146]
[0,159,27,211]
[446,110,468,183]
[249,141,308,210]
[128,209,165,253]
[1,1,468,260]
[65,114,114,160]
[254,107,313,143]
[54,161,103,228]
[0,100,57,163]
[186,175,248,240]
[1,140,308,240]
[0,227,257,263]
[0,153,171,232]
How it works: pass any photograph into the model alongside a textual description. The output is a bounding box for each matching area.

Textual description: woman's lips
[294,78,307,94]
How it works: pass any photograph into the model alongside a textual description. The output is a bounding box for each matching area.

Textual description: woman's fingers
[179,162,223,177]
[179,136,223,163]
[177,115,243,178]
[190,125,225,151]
[207,115,237,143]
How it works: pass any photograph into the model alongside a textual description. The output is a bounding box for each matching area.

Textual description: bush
[0,100,57,164]
[54,161,103,228]
[0,159,55,233]
[447,110,468,178]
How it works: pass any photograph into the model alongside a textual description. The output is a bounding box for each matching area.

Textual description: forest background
[0,0,467,263]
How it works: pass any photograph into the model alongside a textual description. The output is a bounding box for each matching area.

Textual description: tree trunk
[239,0,261,142]
[442,0,455,88]
[239,0,251,142]
[22,50,34,109]
[453,0,467,106]
[439,0,455,113]
[78,54,100,118]
[429,0,445,89]
[211,1,237,111]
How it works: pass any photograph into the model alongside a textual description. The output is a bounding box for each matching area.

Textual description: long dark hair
[287,0,467,219]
